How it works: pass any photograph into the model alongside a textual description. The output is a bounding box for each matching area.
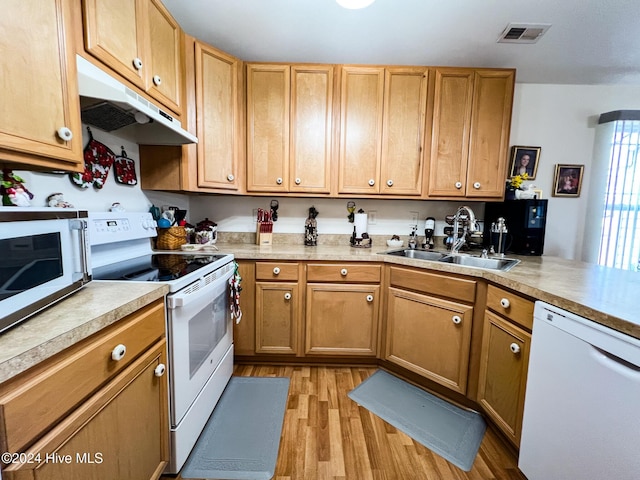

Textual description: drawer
[256,262,299,281]
[389,266,476,303]
[0,299,165,453]
[306,263,381,283]
[486,284,534,330]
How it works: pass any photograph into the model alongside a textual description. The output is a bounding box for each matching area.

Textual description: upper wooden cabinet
[246,63,334,194]
[427,68,515,199]
[195,42,242,191]
[338,66,428,195]
[82,0,183,115]
[0,0,83,171]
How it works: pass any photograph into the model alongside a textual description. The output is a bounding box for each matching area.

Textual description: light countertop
[0,282,169,384]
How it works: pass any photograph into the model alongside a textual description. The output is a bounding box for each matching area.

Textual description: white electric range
[88,211,235,474]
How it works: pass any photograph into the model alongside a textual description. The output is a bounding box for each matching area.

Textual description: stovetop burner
[93,253,228,283]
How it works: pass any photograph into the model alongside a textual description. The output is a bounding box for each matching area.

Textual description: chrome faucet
[451,206,477,255]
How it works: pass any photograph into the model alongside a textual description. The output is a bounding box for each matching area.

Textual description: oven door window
[188,290,228,378]
[0,233,63,301]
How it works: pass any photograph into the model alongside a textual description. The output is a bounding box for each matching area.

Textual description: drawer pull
[132,57,143,70]
[452,315,462,325]
[473,181,481,189]
[227,174,235,182]
[510,343,521,354]
[273,267,280,275]
[154,364,166,377]
[276,177,283,185]
[455,181,462,189]
[366,294,374,302]
[340,268,348,276]
[368,179,375,186]
[295,177,301,185]
[284,292,292,300]
[152,74,162,86]
[500,298,511,308]
[387,179,393,187]
[111,344,127,361]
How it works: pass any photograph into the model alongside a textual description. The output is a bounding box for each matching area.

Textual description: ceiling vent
[497,23,551,44]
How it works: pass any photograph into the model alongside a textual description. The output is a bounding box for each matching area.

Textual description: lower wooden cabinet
[477,298,532,446]
[0,297,169,480]
[305,283,380,356]
[255,282,300,354]
[385,287,473,394]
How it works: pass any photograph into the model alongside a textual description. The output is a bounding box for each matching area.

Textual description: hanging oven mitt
[70,127,99,189]
[88,132,116,189]
[114,146,138,185]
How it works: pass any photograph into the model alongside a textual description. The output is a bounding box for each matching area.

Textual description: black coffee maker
[483,199,548,255]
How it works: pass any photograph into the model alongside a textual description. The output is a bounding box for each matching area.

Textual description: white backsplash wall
[13,126,192,214]
[189,196,486,240]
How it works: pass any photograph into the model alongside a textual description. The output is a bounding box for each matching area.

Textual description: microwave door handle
[71,219,90,282]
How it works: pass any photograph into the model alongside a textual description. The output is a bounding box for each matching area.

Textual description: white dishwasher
[519,301,640,480]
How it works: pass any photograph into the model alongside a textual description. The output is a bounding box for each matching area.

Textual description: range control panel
[88,212,157,246]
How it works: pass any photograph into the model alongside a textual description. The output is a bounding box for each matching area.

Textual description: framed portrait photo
[509,146,541,180]
[553,164,584,197]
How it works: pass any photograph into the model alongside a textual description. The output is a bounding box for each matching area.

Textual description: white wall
[509,84,640,260]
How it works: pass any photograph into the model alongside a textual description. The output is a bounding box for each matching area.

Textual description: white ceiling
[162,0,640,85]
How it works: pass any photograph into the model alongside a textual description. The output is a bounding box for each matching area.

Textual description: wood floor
[227,364,526,480]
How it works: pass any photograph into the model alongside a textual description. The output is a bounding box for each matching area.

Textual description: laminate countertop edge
[0,282,169,384]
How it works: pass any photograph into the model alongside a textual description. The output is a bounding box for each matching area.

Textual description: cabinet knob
[452,315,462,325]
[273,267,280,275]
[387,179,393,187]
[152,75,162,86]
[132,58,143,70]
[295,178,301,185]
[473,182,481,189]
[154,364,166,377]
[500,298,511,308]
[111,344,127,361]
[368,179,375,186]
[340,268,348,276]
[56,127,73,141]
[366,294,374,302]
[455,181,462,189]
[227,174,235,182]
[510,343,521,354]
[284,292,292,300]
[276,177,283,185]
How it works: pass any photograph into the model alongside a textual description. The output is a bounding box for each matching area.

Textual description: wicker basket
[156,226,187,250]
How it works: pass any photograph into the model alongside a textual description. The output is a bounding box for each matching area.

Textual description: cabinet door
[305,284,379,356]
[83,0,148,90]
[338,67,385,194]
[255,282,299,354]
[289,66,334,194]
[147,0,182,113]
[477,311,530,446]
[385,287,473,394]
[427,68,474,197]
[380,68,428,195]
[466,70,515,198]
[246,64,290,192]
[0,0,83,169]
[195,43,240,190]
[3,341,168,480]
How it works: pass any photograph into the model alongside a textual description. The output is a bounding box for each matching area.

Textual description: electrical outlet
[368,210,377,225]
[410,211,419,227]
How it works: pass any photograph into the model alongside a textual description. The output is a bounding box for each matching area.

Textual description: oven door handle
[166,268,233,310]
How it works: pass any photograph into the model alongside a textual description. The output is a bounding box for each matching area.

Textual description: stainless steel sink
[438,254,520,272]
[382,249,448,261]
[380,248,520,272]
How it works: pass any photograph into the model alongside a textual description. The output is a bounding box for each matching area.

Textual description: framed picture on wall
[553,164,584,197]
[509,146,541,179]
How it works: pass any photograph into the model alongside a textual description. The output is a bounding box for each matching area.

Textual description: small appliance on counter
[483,199,548,255]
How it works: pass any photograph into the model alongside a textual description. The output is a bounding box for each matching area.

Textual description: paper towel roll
[354,213,368,238]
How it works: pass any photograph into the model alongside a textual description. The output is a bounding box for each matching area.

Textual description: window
[592,111,640,271]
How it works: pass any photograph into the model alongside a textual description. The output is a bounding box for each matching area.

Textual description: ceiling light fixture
[336,0,375,9]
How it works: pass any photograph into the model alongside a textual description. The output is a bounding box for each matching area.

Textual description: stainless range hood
[76,55,197,145]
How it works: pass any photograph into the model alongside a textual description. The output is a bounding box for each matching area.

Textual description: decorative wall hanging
[553,164,584,197]
[509,146,541,180]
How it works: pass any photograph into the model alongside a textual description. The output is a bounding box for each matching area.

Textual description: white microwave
[0,208,91,333]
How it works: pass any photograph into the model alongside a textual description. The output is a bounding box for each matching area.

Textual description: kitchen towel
[180,376,289,480]
[348,369,486,471]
